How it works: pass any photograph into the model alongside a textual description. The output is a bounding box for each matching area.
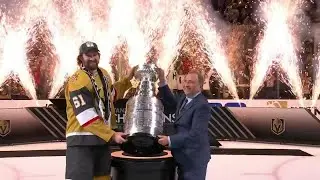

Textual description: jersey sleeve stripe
[76,107,100,126]
[82,116,100,127]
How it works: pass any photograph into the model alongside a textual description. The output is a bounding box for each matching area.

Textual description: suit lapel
[177,96,186,112]
[175,97,185,119]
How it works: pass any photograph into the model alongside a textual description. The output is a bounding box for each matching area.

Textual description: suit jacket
[158,85,211,169]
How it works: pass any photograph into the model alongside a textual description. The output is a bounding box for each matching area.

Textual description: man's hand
[155,67,165,83]
[158,135,169,146]
[128,65,139,80]
[112,132,127,144]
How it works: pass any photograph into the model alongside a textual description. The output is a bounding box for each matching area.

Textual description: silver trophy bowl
[121,63,166,156]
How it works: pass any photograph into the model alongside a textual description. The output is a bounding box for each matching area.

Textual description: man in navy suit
[156,68,211,180]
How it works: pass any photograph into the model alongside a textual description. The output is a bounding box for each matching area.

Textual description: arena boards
[0,99,320,145]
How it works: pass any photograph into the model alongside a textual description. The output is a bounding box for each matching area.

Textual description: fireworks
[0,0,316,102]
[312,53,320,105]
[250,0,307,106]
[0,0,237,100]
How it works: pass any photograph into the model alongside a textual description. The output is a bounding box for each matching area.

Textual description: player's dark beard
[83,59,98,71]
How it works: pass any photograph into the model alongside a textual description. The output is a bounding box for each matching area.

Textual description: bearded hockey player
[65,41,137,180]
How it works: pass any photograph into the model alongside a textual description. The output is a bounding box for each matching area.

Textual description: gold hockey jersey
[65,67,132,146]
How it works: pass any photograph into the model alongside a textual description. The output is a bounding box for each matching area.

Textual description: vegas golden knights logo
[0,120,11,137]
[271,118,285,135]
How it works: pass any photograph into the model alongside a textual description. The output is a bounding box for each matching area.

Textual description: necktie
[179,98,188,114]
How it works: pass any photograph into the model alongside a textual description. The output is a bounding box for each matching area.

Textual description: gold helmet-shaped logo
[271,118,285,135]
[0,120,11,137]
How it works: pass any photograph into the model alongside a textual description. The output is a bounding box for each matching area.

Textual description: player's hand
[128,65,139,80]
[112,132,127,144]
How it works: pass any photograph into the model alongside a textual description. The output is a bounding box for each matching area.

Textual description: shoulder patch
[69,73,79,83]
[67,70,92,92]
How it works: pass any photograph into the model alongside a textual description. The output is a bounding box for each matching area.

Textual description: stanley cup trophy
[120,63,166,156]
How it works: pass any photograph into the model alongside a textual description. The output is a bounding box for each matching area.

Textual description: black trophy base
[120,132,165,157]
[111,150,176,180]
